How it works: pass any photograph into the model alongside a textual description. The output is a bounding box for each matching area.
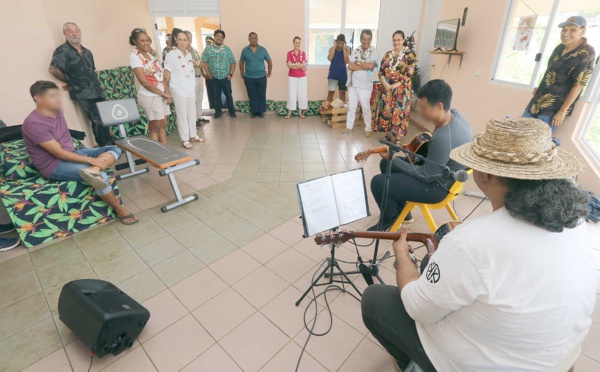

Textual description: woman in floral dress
[373,30,417,141]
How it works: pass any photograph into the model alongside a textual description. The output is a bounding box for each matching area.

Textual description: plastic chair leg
[445,204,460,221]
[390,203,415,232]
[420,205,438,233]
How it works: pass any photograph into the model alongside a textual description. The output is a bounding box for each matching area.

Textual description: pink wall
[429,0,600,194]
[0,0,154,146]
[220,0,331,103]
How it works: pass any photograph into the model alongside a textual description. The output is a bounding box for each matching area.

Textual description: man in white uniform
[362,117,596,371]
[342,29,378,138]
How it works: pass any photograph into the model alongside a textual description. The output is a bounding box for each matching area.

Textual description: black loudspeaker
[58,279,150,358]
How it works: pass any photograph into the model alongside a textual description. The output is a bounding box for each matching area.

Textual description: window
[581,71,600,162]
[307,0,381,65]
[493,0,600,88]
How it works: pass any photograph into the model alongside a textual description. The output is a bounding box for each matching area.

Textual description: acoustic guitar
[314,221,462,254]
[354,131,432,164]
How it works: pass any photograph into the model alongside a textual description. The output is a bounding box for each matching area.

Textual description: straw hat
[450,117,585,180]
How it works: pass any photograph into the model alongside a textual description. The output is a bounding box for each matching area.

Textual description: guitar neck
[352,231,436,253]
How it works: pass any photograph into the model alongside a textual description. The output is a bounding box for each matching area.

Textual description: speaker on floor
[58,279,150,357]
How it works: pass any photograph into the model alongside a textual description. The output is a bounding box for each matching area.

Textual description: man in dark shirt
[22,81,138,225]
[49,22,112,146]
[239,32,272,118]
[369,79,473,231]
[523,16,596,144]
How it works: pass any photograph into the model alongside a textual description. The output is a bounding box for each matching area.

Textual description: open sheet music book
[297,169,370,237]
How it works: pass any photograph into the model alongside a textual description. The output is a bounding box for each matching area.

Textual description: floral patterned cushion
[0,139,86,181]
[0,139,120,248]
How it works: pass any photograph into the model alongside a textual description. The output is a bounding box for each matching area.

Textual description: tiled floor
[1,113,600,371]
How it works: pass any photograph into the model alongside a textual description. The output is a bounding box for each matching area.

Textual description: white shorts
[138,93,170,121]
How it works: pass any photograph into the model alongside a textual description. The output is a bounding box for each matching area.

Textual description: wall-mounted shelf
[429,50,466,69]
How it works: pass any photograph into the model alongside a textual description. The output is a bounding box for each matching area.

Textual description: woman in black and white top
[163,28,204,149]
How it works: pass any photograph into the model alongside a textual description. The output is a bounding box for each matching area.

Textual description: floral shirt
[526,38,596,116]
[201,44,236,80]
[50,42,104,100]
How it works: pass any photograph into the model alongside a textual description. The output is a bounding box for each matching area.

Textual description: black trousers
[371,159,449,221]
[205,78,217,109]
[76,98,113,146]
[210,78,235,114]
[244,76,267,114]
[362,284,437,371]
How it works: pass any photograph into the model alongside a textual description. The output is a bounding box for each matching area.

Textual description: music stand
[294,169,369,306]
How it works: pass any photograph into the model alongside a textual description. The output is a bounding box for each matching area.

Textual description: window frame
[491,0,562,88]
[305,0,381,66]
[579,64,600,165]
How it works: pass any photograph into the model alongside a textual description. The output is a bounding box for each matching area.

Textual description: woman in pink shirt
[285,37,308,119]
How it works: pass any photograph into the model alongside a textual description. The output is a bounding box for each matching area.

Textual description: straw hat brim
[450,143,585,180]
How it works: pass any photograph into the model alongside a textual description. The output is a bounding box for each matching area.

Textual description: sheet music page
[331,169,369,226]
[297,177,340,236]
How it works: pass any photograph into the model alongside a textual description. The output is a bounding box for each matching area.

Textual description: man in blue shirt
[239,32,272,118]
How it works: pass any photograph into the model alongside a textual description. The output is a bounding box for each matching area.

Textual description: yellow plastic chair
[389,169,473,233]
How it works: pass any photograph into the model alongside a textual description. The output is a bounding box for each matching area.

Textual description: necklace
[355,46,373,63]
[390,47,407,71]
[290,49,304,63]
[210,44,225,54]
[135,48,164,86]
[175,49,194,78]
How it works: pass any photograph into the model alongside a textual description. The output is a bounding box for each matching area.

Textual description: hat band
[471,135,558,164]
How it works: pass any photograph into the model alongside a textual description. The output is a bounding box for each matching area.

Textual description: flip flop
[78,169,109,190]
[191,137,205,143]
[117,213,139,225]
[284,114,292,119]
[182,141,193,149]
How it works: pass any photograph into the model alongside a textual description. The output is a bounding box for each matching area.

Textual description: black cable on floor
[295,258,361,371]
[87,351,94,372]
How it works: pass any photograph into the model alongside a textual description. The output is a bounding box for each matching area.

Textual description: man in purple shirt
[22,81,138,225]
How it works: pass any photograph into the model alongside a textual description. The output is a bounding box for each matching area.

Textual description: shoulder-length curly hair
[503,178,590,233]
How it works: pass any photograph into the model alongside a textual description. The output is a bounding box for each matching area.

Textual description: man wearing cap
[362,117,596,371]
[326,34,349,103]
[523,16,596,144]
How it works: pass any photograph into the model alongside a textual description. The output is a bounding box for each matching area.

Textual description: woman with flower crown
[373,30,417,141]
[164,28,204,149]
[129,28,172,144]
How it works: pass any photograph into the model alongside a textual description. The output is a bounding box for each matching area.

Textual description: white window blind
[149,0,219,17]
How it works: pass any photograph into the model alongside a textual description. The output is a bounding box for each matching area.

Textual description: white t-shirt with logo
[402,208,596,371]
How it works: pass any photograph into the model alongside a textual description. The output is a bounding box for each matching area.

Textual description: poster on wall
[513,15,537,51]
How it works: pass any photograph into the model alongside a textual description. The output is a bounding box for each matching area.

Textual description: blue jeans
[521,111,555,132]
[50,146,121,196]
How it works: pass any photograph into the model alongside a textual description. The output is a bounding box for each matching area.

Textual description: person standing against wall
[285,36,308,119]
[342,29,378,138]
[201,30,237,119]
[203,36,216,113]
[49,22,112,146]
[164,29,204,149]
[326,34,349,103]
[239,32,272,118]
[129,28,171,144]
[185,31,208,125]
[522,16,595,146]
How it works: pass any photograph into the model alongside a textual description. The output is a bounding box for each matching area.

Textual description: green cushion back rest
[233,99,323,116]
[97,66,177,138]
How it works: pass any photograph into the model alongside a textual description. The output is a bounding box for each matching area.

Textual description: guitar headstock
[354,150,370,163]
[314,230,354,245]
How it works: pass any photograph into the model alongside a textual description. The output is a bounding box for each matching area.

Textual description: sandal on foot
[284,114,292,119]
[182,141,193,149]
[117,213,139,225]
[78,169,109,190]
[191,137,205,143]
[299,113,306,119]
